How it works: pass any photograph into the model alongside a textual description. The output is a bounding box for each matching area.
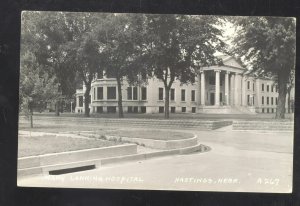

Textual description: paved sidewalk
[18,128,293,193]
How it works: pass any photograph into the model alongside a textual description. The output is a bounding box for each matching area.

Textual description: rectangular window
[182,107,186,112]
[253,83,255,91]
[128,106,133,113]
[271,86,274,92]
[271,97,274,105]
[141,87,147,100]
[127,87,132,100]
[107,106,116,113]
[272,108,274,113]
[171,107,176,113]
[97,106,103,113]
[141,106,146,113]
[247,95,250,105]
[133,87,138,100]
[253,96,255,105]
[220,93,222,103]
[159,88,164,100]
[170,89,175,101]
[267,97,269,105]
[262,84,264,91]
[79,96,83,107]
[191,90,195,102]
[262,108,264,113]
[93,88,96,100]
[262,96,264,105]
[133,106,138,113]
[97,87,103,100]
[247,81,250,89]
[192,107,196,113]
[267,108,269,113]
[181,89,186,101]
[107,87,116,99]
[159,106,164,113]
[267,85,269,92]
[276,97,278,105]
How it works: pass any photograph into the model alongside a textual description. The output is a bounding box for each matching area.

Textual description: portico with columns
[197,55,247,113]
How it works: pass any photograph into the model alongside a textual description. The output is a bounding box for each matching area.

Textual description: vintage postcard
[17,11,295,193]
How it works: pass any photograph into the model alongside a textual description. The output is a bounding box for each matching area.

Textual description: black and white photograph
[17,11,295,193]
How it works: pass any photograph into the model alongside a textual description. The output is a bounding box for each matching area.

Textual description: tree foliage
[143,14,223,118]
[231,17,296,118]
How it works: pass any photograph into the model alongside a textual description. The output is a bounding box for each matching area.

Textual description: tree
[231,17,296,119]
[143,14,223,118]
[94,14,146,118]
[19,51,60,127]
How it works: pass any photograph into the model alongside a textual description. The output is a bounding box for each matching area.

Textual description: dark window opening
[133,106,138,113]
[170,88,175,101]
[133,87,138,100]
[107,106,116,113]
[262,96,264,105]
[79,96,83,107]
[141,106,146,113]
[247,81,250,89]
[97,106,103,113]
[181,89,186,101]
[171,107,176,113]
[107,87,116,99]
[159,106,164,113]
[267,85,269,92]
[191,90,195,102]
[267,97,269,105]
[97,87,103,100]
[159,88,164,100]
[128,106,133,113]
[192,107,196,113]
[182,107,186,112]
[262,84,264,91]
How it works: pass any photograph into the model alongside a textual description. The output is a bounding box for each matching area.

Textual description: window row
[91,86,147,101]
[261,96,278,105]
[158,106,196,113]
[159,88,195,102]
[261,83,278,93]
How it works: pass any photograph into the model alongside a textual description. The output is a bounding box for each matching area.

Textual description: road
[18,116,293,193]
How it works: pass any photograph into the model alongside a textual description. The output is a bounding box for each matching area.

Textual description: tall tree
[144,14,223,118]
[19,51,61,127]
[94,14,146,118]
[231,17,296,119]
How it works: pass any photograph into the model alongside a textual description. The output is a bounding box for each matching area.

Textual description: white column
[241,75,246,106]
[197,73,201,107]
[200,71,205,105]
[215,70,220,106]
[234,73,239,105]
[225,71,229,106]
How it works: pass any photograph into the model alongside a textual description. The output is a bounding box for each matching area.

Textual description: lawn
[18,135,122,157]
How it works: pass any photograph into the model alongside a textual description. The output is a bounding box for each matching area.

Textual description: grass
[18,135,121,158]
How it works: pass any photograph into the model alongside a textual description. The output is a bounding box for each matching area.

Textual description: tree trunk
[275,70,289,119]
[117,77,124,118]
[84,84,91,117]
[164,86,170,119]
[55,100,60,116]
[30,108,33,128]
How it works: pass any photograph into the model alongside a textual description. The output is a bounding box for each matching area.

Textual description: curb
[18,143,209,178]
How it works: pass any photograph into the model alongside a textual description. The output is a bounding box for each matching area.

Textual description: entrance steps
[232,120,293,131]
